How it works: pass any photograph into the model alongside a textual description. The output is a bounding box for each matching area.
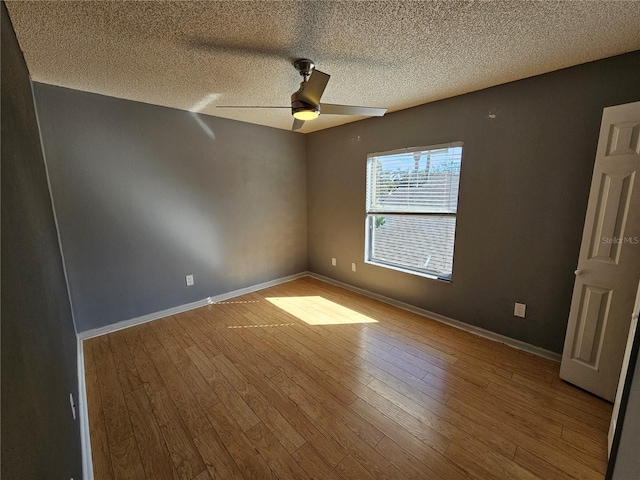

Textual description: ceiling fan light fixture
[292,106,320,121]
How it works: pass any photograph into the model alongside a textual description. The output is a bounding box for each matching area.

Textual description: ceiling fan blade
[292,118,305,131]
[298,69,330,105]
[216,106,290,109]
[320,103,387,116]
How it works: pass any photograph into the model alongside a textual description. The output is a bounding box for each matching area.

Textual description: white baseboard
[77,272,309,340]
[307,272,562,362]
[77,337,93,480]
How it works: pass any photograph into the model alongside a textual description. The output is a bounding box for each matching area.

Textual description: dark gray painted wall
[611,324,640,479]
[612,353,640,478]
[1,3,83,478]
[34,83,307,332]
[307,51,640,353]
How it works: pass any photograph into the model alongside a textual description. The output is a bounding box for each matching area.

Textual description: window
[365,142,463,280]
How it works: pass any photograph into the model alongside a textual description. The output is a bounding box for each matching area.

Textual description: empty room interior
[3,1,640,479]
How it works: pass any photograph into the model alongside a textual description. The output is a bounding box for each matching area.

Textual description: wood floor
[84,277,612,480]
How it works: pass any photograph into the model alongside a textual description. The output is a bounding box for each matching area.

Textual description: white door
[560,101,640,402]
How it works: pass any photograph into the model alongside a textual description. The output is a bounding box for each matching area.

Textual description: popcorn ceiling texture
[6,1,640,133]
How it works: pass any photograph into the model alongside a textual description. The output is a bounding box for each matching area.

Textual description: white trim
[368,141,464,158]
[364,257,452,283]
[77,338,94,480]
[307,272,561,362]
[78,272,308,340]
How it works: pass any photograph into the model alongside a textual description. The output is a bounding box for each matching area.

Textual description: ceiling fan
[216,59,387,131]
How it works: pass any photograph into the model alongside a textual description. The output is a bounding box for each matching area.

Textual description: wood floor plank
[185,345,260,432]
[193,428,244,480]
[498,371,612,422]
[86,367,115,480]
[445,439,541,480]
[185,312,350,467]
[306,351,375,387]
[192,470,213,480]
[269,370,410,480]
[485,381,609,435]
[191,306,283,380]
[174,311,221,360]
[215,347,349,467]
[124,330,206,480]
[245,422,311,480]
[148,319,219,411]
[514,446,579,480]
[335,454,377,480]
[160,316,195,350]
[94,336,134,447]
[560,426,608,462]
[291,442,348,480]
[110,435,146,480]
[450,384,563,438]
[363,379,517,459]
[335,324,396,353]
[353,383,451,454]
[350,398,471,480]
[125,388,176,480]
[86,278,610,480]
[109,331,143,395]
[205,403,276,479]
[213,352,306,453]
[371,377,517,458]
[347,352,450,405]
[375,435,448,480]
[445,442,516,480]
[220,304,359,406]
[447,393,605,479]
[138,324,212,438]
[84,337,98,374]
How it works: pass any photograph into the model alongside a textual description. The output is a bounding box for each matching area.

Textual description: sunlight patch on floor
[227,323,294,329]
[265,296,379,326]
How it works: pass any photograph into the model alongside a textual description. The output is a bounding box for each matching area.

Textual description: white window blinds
[365,142,463,280]
[366,143,462,215]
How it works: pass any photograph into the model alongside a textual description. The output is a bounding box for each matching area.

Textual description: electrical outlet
[331,258,337,267]
[69,393,76,420]
[514,302,526,318]
[186,274,194,286]
[351,262,357,272]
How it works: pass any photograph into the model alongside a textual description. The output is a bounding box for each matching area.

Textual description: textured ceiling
[6,1,640,133]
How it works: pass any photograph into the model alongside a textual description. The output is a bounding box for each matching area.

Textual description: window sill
[364,259,452,283]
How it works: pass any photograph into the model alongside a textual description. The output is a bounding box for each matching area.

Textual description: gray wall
[1,3,82,478]
[307,51,640,353]
[611,320,640,480]
[34,84,308,332]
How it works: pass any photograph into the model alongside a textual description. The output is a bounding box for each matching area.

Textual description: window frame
[364,142,463,281]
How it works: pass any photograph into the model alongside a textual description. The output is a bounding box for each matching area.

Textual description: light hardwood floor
[84,276,612,480]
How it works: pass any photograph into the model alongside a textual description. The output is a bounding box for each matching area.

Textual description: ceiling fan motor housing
[291,90,320,117]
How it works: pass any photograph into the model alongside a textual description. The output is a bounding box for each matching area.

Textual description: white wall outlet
[351,262,357,272]
[186,274,194,286]
[69,393,76,420]
[514,302,526,318]
[331,258,337,267]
